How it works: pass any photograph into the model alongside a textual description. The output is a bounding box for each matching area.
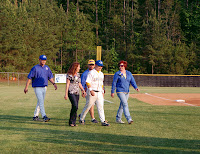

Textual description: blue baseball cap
[95,60,104,66]
[39,55,47,60]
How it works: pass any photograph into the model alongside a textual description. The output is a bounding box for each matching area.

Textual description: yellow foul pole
[96,46,102,61]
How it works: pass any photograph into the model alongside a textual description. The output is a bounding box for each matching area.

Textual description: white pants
[80,91,105,123]
[33,87,47,118]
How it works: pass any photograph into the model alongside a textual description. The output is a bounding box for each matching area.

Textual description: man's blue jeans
[116,92,132,121]
[33,87,47,118]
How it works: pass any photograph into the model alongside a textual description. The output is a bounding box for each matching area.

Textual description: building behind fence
[0,72,200,87]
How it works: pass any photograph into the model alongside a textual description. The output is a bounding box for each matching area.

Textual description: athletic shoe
[43,115,50,122]
[79,114,85,123]
[33,116,41,121]
[79,120,85,125]
[101,121,110,126]
[128,119,133,124]
[116,120,125,124]
[91,119,98,123]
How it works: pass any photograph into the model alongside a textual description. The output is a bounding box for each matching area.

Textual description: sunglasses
[119,65,124,67]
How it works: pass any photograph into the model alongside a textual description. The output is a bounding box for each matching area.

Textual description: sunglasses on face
[89,64,94,66]
[119,65,124,67]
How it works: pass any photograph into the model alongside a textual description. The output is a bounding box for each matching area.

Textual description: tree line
[0,0,199,74]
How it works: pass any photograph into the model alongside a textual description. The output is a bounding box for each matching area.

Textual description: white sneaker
[116,120,125,124]
[128,119,133,124]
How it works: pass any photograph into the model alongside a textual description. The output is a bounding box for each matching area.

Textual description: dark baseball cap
[95,60,104,66]
[39,55,47,60]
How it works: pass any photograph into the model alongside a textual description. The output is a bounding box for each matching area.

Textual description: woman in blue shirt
[111,60,140,124]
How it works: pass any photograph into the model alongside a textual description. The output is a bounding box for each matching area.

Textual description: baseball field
[0,84,200,153]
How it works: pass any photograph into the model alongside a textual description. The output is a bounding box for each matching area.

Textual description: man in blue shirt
[24,55,57,122]
[79,59,98,123]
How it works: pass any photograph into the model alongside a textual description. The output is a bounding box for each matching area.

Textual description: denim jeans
[116,92,132,121]
[68,93,79,125]
[33,87,47,118]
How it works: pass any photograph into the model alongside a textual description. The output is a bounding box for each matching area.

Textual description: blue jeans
[116,92,132,121]
[68,93,79,125]
[33,87,47,118]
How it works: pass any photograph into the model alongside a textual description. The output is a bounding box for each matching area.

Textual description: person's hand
[82,91,87,98]
[24,88,28,94]
[136,88,140,92]
[81,93,85,98]
[111,93,114,98]
[54,84,57,90]
[64,95,68,100]
[90,90,95,96]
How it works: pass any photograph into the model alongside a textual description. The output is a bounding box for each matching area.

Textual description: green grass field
[0,84,200,153]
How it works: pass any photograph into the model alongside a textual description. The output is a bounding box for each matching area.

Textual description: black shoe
[43,115,50,122]
[33,116,41,121]
[91,119,98,123]
[101,121,110,126]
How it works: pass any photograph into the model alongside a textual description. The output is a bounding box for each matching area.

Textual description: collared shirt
[81,69,90,90]
[28,64,54,87]
[67,73,81,95]
[86,69,104,93]
[111,70,138,93]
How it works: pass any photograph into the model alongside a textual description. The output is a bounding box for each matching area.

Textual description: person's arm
[79,83,87,97]
[24,67,35,94]
[86,82,95,96]
[24,79,31,94]
[130,73,140,92]
[64,78,70,100]
[86,72,95,96]
[111,73,118,98]
[49,78,57,90]
[81,72,87,90]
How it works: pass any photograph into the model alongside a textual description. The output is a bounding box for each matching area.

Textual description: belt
[93,90,100,92]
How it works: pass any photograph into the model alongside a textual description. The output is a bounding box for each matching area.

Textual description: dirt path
[130,93,200,106]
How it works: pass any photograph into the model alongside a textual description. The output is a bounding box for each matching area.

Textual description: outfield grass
[0,85,200,153]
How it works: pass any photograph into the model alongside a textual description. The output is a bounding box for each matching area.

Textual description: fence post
[7,72,9,86]
[18,73,19,86]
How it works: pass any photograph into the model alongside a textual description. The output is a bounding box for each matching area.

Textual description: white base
[175,100,185,103]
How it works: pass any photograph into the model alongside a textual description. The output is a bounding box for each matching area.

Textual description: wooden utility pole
[124,0,127,59]
[61,32,63,73]
[67,0,69,15]
[96,0,99,44]
[77,0,79,13]
[158,0,161,19]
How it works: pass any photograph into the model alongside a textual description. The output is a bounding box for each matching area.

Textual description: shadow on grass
[0,115,67,126]
[0,115,199,153]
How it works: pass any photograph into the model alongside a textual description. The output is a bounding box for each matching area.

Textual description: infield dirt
[130,93,200,106]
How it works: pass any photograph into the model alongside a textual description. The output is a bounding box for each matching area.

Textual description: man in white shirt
[79,60,110,126]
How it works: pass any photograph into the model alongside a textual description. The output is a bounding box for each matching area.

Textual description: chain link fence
[1,72,200,87]
[0,72,28,86]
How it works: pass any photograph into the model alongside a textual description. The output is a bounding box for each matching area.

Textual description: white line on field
[145,93,173,101]
[179,102,197,106]
[144,93,197,106]
[104,99,114,103]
